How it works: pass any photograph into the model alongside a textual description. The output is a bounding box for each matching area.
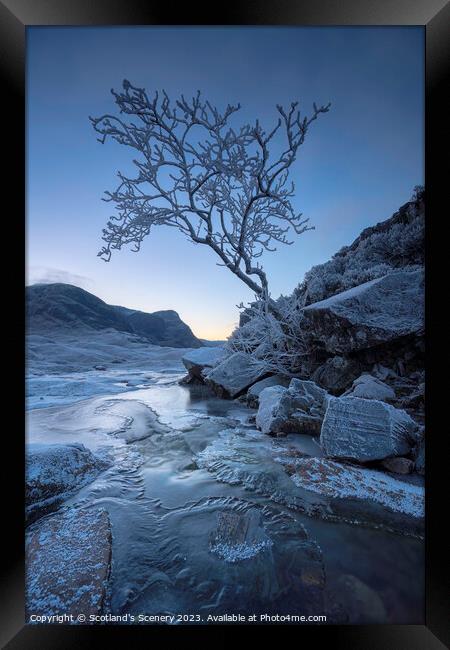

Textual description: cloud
[26,267,95,291]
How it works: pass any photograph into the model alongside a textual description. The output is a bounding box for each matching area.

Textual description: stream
[26,358,424,625]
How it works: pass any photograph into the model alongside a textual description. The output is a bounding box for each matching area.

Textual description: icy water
[26,360,424,625]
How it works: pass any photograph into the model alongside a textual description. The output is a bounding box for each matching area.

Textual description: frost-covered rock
[295,191,424,306]
[255,386,287,435]
[311,356,362,394]
[320,397,419,462]
[343,373,396,402]
[246,375,290,408]
[256,379,328,436]
[182,347,225,379]
[291,457,424,519]
[204,352,268,398]
[195,427,423,534]
[302,270,424,355]
[26,507,111,618]
[26,443,111,522]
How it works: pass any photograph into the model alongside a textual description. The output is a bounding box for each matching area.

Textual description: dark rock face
[311,356,362,395]
[26,283,203,348]
[380,457,414,475]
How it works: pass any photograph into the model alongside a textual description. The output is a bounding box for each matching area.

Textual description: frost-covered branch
[91,82,330,297]
[227,294,309,376]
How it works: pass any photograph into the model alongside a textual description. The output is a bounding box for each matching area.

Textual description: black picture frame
[3,1,448,647]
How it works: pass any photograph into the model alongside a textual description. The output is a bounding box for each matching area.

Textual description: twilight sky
[27,26,424,340]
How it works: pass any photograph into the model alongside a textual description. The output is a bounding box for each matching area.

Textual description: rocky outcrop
[246,375,290,408]
[343,374,396,402]
[182,347,226,379]
[291,457,424,519]
[302,270,424,357]
[26,507,112,619]
[26,443,111,522]
[205,352,269,398]
[256,379,328,436]
[320,397,419,462]
[295,190,424,307]
[228,194,425,430]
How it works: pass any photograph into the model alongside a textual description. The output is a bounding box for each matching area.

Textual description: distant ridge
[26,283,203,348]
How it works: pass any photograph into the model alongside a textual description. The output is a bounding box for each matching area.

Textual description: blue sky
[27,26,424,339]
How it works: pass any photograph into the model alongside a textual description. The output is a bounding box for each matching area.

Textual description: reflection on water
[28,374,424,624]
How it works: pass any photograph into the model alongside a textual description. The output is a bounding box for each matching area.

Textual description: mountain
[26,283,203,348]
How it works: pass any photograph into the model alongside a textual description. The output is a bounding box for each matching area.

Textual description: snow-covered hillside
[26,283,203,348]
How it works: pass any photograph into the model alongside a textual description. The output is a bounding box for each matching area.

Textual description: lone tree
[90,81,330,301]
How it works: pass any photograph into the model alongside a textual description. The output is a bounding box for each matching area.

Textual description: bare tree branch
[90,81,330,298]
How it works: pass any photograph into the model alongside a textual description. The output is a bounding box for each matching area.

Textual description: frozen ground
[26,329,190,410]
[25,332,425,624]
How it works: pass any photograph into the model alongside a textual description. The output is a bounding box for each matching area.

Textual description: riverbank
[25,347,424,624]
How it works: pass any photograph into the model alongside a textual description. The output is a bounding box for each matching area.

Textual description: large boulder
[343,373,396,402]
[291,457,424,519]
[302,270,424,355]
[182,347,226,379]
[26,507,112,619]
[256,379,328,436]
[204,352,268,398]
[320,396,419,462]
[26,443,111,522]
[246,375,290,408]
